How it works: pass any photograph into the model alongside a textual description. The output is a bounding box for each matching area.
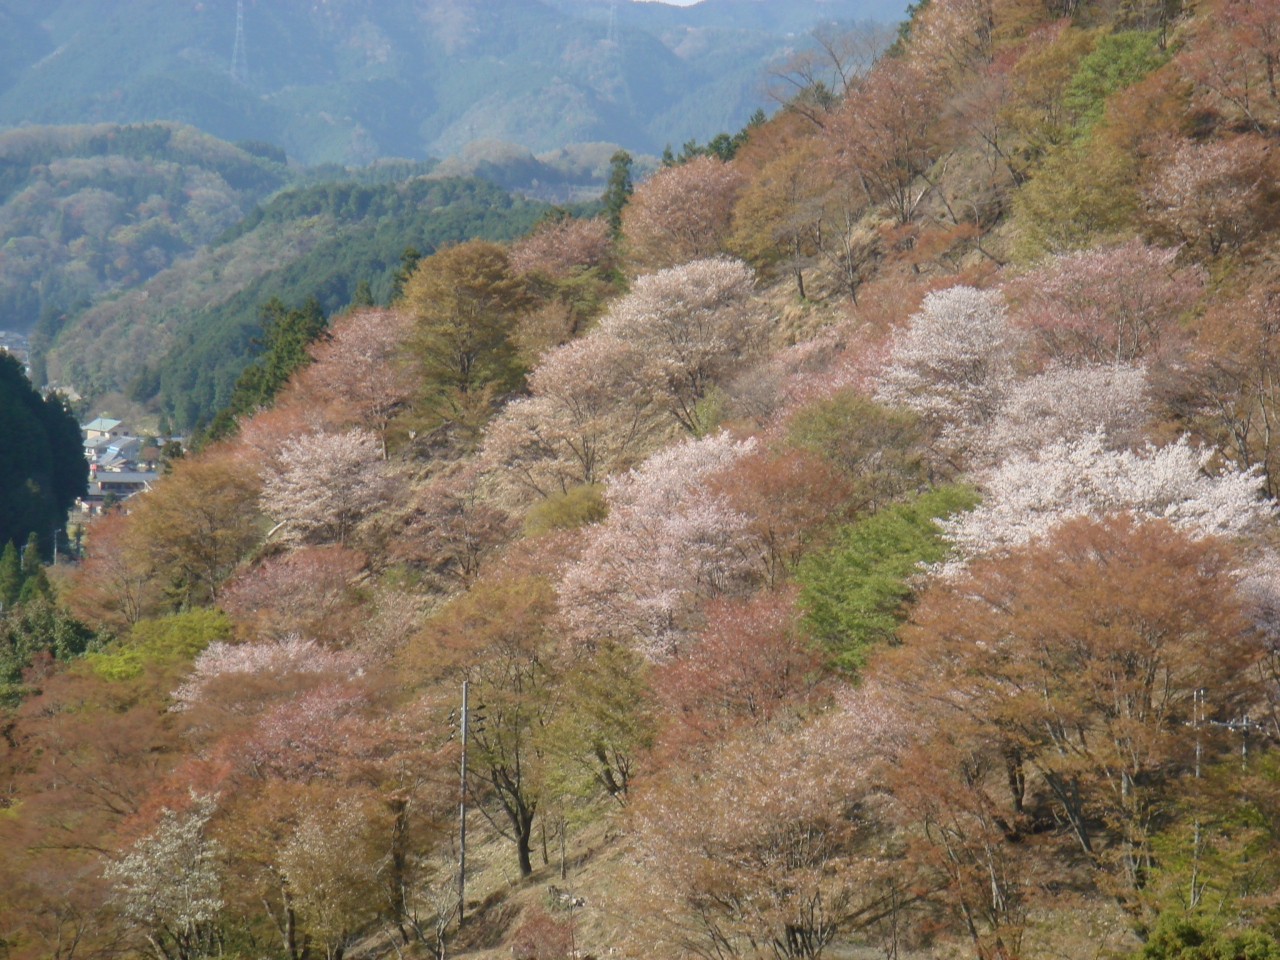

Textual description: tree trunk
[517,821,534,877]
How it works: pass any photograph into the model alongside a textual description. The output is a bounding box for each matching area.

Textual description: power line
[230,0,247,82]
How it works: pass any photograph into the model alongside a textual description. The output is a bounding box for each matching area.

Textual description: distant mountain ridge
[0,0,908,165]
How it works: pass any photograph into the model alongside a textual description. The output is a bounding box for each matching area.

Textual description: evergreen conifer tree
[604,150,634,234]
[0,541,20,611]
[0,354,87,549]
[350,278,375,309]
[21,531,41,576]
[17,567,52,606]
[391,246,423,302]
[205,297,329,441]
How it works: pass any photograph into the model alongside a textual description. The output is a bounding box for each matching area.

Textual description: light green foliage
[787,390,929,512]
[89,608,232,682]
[1012,137,1139,258]
[1138,912,1280,960]
[691,386,728,439]
[524,485,608,536]
[544,641,654,805]
[1064,31,1167,132]
[797,485,978,672]
[1011,30,1162,259]
[20,532,40,578]
[1144,755,1280,934]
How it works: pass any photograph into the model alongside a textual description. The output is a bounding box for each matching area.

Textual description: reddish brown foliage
[510,907,573,960]
[218,545,367,642]
[706,448,852,586]
[622,156,746,269]
[652,590,827,760]
[830,57,941,225]
[509,216,612,279]
[393,464,516,590]
[64,509,158,630]
[881,514,1261,910]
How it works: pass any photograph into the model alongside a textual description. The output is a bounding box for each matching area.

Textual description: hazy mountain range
[0,0,909,165]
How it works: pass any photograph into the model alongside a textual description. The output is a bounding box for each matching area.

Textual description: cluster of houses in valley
[79,417,174,515]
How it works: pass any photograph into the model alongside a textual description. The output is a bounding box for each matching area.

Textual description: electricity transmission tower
[230,0,248,82]
[607,0,619,45]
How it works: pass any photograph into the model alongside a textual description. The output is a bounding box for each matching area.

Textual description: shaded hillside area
[0,0,908,163]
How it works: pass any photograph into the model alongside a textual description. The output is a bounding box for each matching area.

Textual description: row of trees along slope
[10,2,1280,960]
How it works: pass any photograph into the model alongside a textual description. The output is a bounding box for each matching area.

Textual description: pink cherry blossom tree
[218,545,367,642]
[557,433,757,659]
[293,308,417,453]
[1144,136,1277,257]
[172,634,364,709]
[1006,239,1206,365]
[509,216,612,278]
[236,683,377,782]
[394,463,516,590]
[481,333,671,498]
[621,156,747,270]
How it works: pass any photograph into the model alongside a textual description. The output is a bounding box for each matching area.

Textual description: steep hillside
[0,0,908,163]
[8,2,1280,960]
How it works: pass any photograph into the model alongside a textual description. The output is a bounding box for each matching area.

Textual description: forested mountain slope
[0,0,908,164]
[0,122,290,332]
[43,175,551,430]
[9,2,1280,960]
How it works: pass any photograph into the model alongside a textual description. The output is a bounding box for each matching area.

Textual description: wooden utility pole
[458,680,469,925]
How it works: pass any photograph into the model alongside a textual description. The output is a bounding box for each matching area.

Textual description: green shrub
[1139,912,1280,960]
[524,485,608,536]
[88,608,232,682]
[797,485,977,672]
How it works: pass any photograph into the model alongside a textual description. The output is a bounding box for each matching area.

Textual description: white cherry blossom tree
[260,429,389,545]
[876,285,1016,450]
[105,793,223,960]
[945,431,1272,564]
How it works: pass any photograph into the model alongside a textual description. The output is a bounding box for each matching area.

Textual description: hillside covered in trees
[8,2,1280,960]
[2,122,634,431]
[0,123,292,334]
[43,174,555,432]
